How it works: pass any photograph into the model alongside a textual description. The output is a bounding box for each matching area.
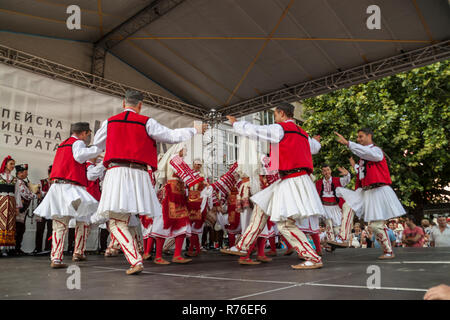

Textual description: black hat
[71,122,91,133]
[15,164,28,173]
[125,90,144,102]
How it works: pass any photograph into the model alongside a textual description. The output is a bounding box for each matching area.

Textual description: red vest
[270,121,313,173]
[50,137,88,187]
[85,163,101,201]
[103,111,158,170]
[316,177,345,208]
[359,146,392,187]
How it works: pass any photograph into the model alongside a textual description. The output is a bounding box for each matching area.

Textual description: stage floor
[1,247,449,300]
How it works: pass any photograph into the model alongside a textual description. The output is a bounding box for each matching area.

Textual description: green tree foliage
[302,60,450,215]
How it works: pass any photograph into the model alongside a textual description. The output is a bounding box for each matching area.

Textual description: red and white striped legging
[74,221,90,257]
[338,203,355,242]
[51,216,71,262]
[236,205,322,263]
[109,212,143,267]
[236,205,268,252]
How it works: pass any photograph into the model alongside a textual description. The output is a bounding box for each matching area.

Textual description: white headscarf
[155,142,187,185]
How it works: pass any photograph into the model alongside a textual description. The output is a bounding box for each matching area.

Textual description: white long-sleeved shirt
[232,119,321,154]
[86,161,106,181]
[71,135,103,164]
[348,141,384,162]
[348,142,384,181]
[322,173,351,197]
[93,109,198,151]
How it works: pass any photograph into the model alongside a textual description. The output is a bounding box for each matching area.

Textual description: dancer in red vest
[334,128,405,259]
[34,122,102,268]
[315,164,354,249]
[92,90,207,274]
[225,102,325,270]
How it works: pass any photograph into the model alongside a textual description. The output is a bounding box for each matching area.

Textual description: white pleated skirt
[150,214,192,239]
[95,167,162,220]
[323,205,342,226]
[336,186,405,222]
[34,183,98,220]
[251,174,325,222]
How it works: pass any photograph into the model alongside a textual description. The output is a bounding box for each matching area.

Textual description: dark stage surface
[1,247,449,300]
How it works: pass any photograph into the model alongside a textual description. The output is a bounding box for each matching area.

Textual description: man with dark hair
[403,215,424,247]
[315,164,352,247]
[226,102,325,270]
[91,90,207,274]
[33,165,53,255]
[334,128,405,259]
[34,122,102,268]
[275,102,295,118]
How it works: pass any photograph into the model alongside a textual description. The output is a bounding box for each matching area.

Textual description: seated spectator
[392,221,404,247]
[360,224,372,248]
[430,216,450,247]
[402,215,425,248]
[351,223,362,248]
[421,219,432,247]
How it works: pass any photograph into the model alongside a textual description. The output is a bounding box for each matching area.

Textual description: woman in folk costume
[186,159,208,257]
[0,156,19,255]
[151,142,198,264]
[226,102,325,270]
[217,184,240,249]
[34,122,102,269]
[334,129,405,259]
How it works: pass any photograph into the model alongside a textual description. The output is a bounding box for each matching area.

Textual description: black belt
[278,167,310,178]
[363,183,388,191]
[108,162,147,171]
[53,179,82,186]
[322,201,339,206]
